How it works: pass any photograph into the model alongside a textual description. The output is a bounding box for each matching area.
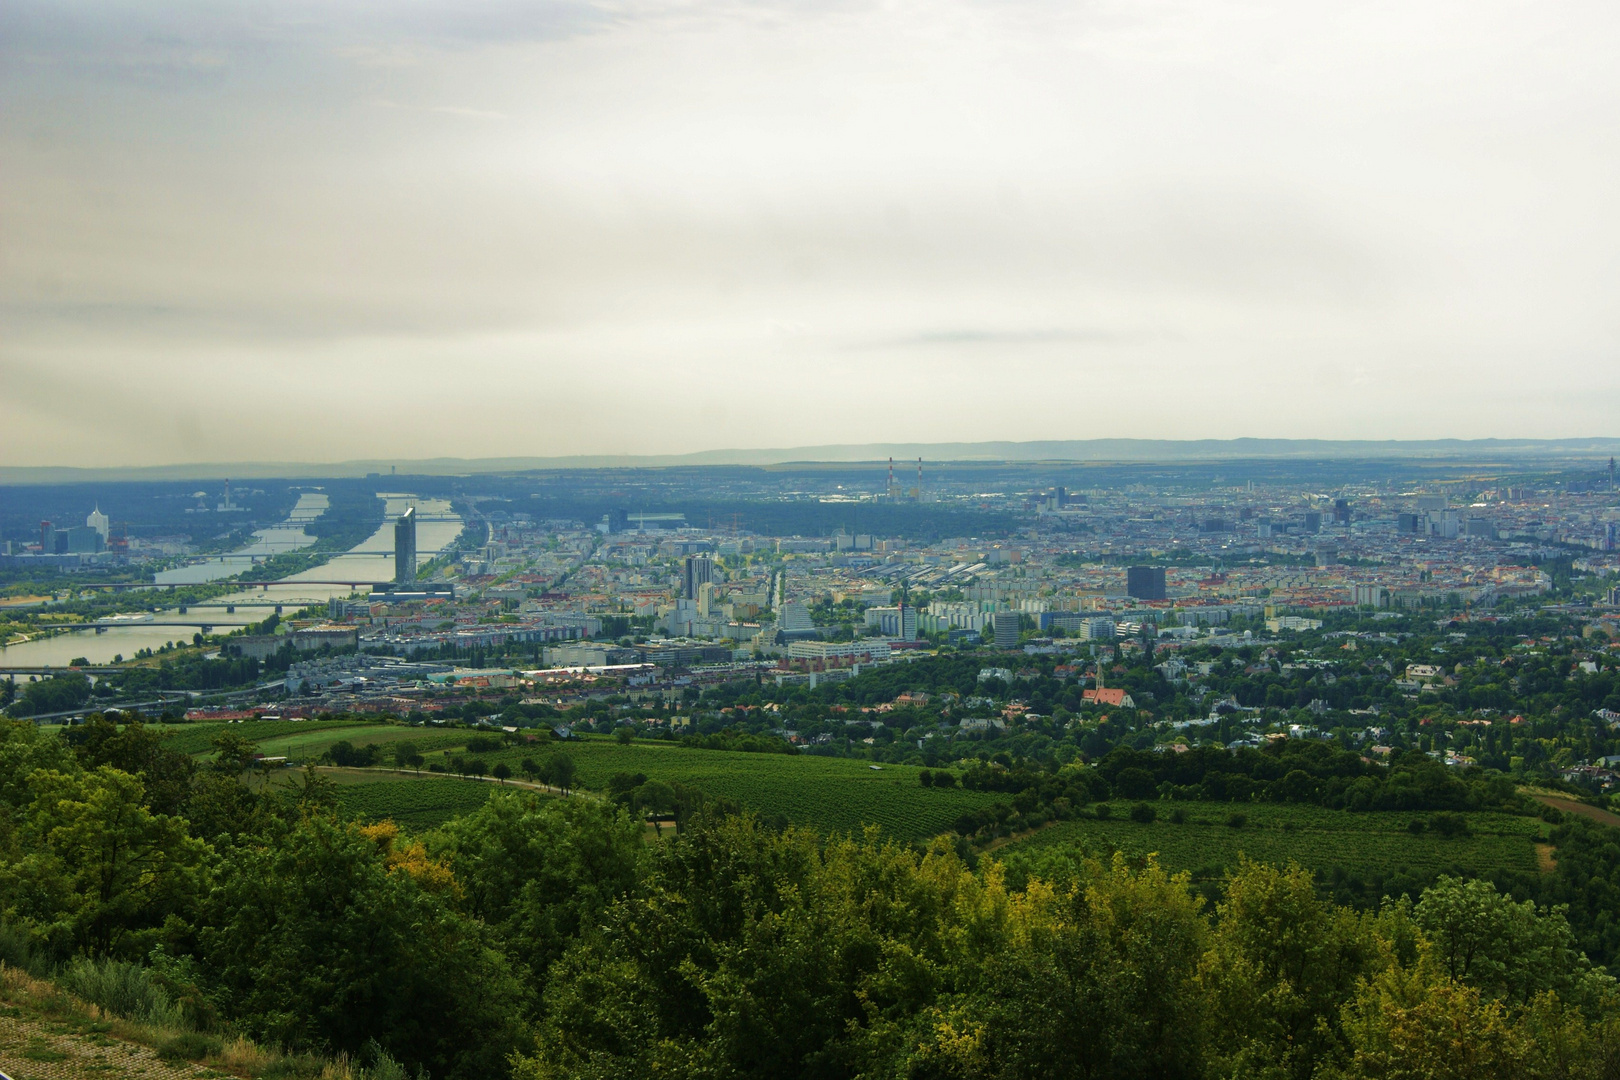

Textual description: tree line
[6,713,1620,1078]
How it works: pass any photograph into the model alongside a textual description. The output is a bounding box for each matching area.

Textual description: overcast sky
[3,0,1618,467]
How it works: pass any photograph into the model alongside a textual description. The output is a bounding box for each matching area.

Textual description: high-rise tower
[394,506,418,584]
[683,553,713,600]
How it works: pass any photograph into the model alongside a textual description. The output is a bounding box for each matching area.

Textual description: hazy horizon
[5,0,1619,467]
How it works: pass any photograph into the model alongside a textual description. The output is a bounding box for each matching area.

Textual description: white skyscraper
[86,506,109,542]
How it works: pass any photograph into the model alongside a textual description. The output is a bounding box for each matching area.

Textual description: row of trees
[9,712,1620,1078]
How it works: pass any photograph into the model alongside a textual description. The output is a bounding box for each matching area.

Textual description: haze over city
[4,0,1620,467]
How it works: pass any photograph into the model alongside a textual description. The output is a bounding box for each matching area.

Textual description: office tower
[697,581,718,617]
[1334,498,1350,524]
[992,611,1020,650]
[86,506,109,542]
[394,507,417,584]
[1126,566,1167,601]
[63,526,104,554]
[1303,512,1322,533]
[683,553,713,600]
[1397,514,1421,533]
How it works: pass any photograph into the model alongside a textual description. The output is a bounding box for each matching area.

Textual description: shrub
[1227,812,1248,829]
[59,957,182,1027]
[1170,808,1187,825]
[1130,803,1157,824]
[157,1031,222,1063]
[465,735,502,754]
[934,771,958,789]
[1408,818,1428,834]
[1095,804,1113,820]
[0,920,42,975]
[1429,812,1470,838]
[918,770,934,787]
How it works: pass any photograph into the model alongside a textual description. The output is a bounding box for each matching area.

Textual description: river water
[0,495,462,669]
[152,492,331,585]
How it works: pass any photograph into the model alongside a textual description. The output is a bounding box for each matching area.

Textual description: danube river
[0,495,462,669]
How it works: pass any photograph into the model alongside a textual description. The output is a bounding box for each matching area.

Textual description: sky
[3,0,1619,467]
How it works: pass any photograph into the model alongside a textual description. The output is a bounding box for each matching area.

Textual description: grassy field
[424,738,1004,842]
[995,801,1545,886]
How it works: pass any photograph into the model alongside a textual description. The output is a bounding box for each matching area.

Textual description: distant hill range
[4,438,1619,483]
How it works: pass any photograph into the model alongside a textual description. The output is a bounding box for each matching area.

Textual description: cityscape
[4,449,1619,743]
[8,0,1620,1074]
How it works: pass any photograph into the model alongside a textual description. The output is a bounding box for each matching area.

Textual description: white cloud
[2,0,1619,466]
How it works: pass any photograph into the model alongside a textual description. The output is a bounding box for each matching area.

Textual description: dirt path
[1535,843,1557,873]
[1526,792,1620,828]
[980,819,1064,853]
[310,764,587,798]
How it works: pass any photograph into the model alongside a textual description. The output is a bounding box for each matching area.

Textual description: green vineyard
[460,739,1005,842]
[995,800,1545,887]
[332,777,501,830]
[154,719,384,755]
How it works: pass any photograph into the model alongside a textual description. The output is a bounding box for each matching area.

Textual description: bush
[1408,818,1428,834]
[0,919,43,975]
[59,957,183,1027]
[918,770,934,787]
[1130,802,1157,824]
[465,735,502,754]
[1227,812,1248,829]
[1170,808,1186,825]
[1095,803,1113,820]
[1429,812,1470,838]
[934,771,958,789]
[157,1031,222,1063]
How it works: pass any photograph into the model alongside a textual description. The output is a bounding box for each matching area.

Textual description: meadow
[995,800,1545,887]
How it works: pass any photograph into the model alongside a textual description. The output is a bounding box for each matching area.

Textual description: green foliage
[1205,859,1385,1078]
[197,813,523,1079]
[438,793,643,996]
[58,954,184,1027]
[10,672,91,717]
[0,765,208,957]
[1414,875,1608,1008]
[67,714,196,815]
